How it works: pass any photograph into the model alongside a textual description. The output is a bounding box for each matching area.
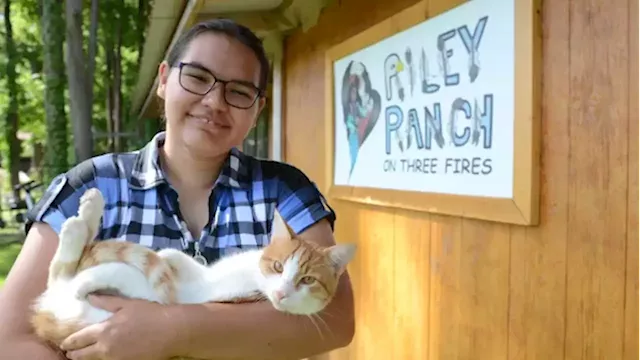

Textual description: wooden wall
[283,0,638,359]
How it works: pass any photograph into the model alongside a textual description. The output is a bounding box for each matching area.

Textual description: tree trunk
[87,0,99,108]
[105,36,115,153]
[113,3,123,152]
[135,0,150,140]
[136,0,147,69]
[4,0,21,198]
[65,0,93,162]
[41,0,70,183]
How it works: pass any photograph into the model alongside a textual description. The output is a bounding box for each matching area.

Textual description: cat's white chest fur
[173,249,266,304]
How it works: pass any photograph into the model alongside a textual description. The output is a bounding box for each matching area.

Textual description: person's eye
[231,90,252,98]
[187,74,208,82]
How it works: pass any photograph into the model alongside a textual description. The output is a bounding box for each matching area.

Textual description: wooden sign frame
[323,0,542,225]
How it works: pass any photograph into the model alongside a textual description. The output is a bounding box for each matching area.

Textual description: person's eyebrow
[185,61,215,75]
[186,61,259,89]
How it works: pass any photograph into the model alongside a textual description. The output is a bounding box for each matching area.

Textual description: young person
[0,19,354,360]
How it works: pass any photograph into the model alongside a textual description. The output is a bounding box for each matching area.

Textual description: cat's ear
[325,243,357,273]
[272,208,295,241]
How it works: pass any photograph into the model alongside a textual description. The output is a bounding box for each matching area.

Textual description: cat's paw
[78,188,105,222]
[59,216,90,250]
[78,188,105,239]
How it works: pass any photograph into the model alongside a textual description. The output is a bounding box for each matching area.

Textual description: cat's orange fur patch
[145,251,161,276]
[260,235,343,304]
[73,241,179,304]
[30,310,83,348]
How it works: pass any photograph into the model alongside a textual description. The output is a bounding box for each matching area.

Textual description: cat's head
[259,210,356,315]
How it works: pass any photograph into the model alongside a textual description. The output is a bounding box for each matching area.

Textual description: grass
[0,242,22,287]
[0,228,24,288]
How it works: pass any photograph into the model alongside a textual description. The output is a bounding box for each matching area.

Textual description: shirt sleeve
[25,159,98,235]
[275,163,336,234]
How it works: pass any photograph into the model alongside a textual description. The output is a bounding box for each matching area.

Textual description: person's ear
[156,61,171,99]
[257,96,266,114]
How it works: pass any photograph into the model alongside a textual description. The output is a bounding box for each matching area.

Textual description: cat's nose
[273,290,286,301]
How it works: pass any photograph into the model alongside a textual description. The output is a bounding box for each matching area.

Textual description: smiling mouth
[189,114,231,129]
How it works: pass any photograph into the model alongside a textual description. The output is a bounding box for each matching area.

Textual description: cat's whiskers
[305,314,325,340]
[312,313,333,336]
[315,308,338,318]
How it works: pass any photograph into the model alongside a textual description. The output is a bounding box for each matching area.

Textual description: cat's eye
[273,261,283,273]
[300,276,315,285]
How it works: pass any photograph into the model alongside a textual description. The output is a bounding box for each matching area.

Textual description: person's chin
[182,127,231,155]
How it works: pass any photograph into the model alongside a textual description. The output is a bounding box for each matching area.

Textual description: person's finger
[65,343,103,360]
[87,294,125,312]
[59,323,101,351]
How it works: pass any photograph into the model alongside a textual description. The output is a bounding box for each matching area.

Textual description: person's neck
[160,137,227,191]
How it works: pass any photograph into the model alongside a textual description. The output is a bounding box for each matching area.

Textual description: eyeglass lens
[179,63,260,108]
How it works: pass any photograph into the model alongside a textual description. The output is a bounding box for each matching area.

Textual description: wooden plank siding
[282,0,638,359]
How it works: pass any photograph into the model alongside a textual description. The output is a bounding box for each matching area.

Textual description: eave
[131,0,334,120]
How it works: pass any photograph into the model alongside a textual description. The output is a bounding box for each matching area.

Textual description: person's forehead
[180,32,261,85]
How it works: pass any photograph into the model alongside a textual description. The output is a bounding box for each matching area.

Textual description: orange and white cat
[31,188,356,348]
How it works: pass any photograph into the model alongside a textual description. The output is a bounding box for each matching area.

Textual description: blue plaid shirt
[26,132,336,263]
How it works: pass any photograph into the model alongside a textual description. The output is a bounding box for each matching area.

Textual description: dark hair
[166,18,270,92]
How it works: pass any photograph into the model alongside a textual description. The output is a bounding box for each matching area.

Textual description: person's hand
[60,295,178,360]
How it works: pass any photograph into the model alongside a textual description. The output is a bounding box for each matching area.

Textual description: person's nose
[201,83,229,111]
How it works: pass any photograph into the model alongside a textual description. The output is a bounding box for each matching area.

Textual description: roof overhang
[131,0,334,120]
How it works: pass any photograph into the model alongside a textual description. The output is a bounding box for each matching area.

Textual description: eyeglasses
[176,62,263,109]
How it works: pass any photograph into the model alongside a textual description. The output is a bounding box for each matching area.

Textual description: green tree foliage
[0,0,47,155]
[42,0,69,183]
[95,0,150,154]
[3,0,21,196]
[0,0,151,185]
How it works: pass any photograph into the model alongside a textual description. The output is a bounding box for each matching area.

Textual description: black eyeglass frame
[175,61,264,109]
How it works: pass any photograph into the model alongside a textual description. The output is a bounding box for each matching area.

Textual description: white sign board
[332,0,515,199]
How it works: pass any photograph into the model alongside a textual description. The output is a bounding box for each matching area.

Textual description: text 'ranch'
[382,16,493,176]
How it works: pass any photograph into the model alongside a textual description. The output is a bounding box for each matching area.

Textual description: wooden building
[132,0,638,359]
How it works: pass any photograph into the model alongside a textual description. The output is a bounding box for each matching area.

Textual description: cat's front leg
[157,248,206,282]
[48,216,91,286]
[77,187,105,241]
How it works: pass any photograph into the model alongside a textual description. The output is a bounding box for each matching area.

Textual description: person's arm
[0,222,66,360]
[167,218,355,360]
[164,163,354,360]
[0,167,93,360]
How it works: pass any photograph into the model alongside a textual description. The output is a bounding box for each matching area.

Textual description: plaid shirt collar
[128,131,251,190]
